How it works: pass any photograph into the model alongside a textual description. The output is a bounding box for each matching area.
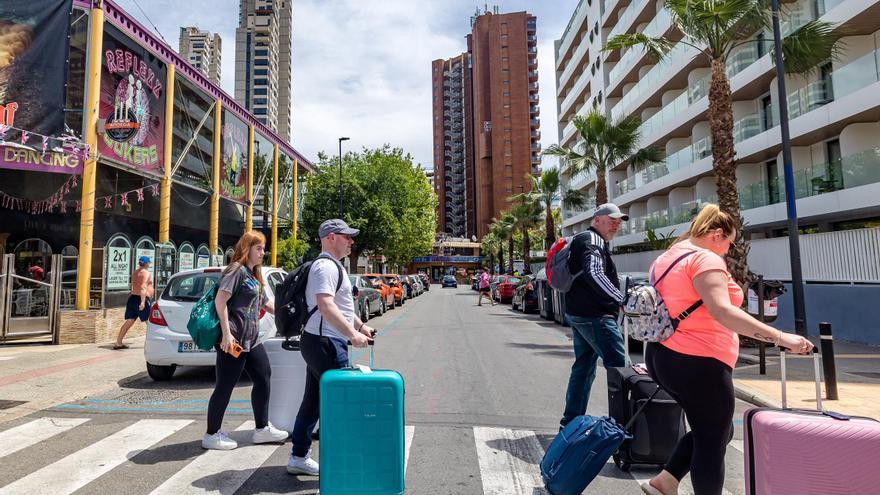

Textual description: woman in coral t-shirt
[640,204,813,495]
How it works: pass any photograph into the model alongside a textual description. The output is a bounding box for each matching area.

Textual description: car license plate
[178,341,210,353]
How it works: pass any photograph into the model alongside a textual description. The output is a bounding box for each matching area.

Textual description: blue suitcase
[320,342,405,495]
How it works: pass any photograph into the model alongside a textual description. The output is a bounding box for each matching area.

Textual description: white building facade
[179,27,222,86]
[555,0,880,247]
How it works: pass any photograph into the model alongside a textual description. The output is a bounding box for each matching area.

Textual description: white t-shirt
[304,253,354,342]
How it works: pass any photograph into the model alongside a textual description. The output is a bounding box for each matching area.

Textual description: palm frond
[779,20,844,74]
[629,146,666,171]
[561,189,586,210]
[604,33,674,61]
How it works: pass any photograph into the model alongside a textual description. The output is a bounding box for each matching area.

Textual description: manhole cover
[117,390,184,404]
[847,372,880,381]
[0,400,27,410]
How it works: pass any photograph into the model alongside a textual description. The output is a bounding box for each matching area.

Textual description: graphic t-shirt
[651,240,744,369]
[218,263,268,352]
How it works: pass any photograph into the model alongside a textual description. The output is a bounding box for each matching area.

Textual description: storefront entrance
[0,254,61,343]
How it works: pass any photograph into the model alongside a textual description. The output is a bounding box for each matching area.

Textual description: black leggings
[645,342,735,495]
[206,343,271,434]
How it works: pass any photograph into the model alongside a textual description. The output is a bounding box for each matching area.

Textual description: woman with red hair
[202,230,286,450]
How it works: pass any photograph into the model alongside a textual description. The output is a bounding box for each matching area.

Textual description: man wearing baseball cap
[559,203,629,428]
[288,219,376,476]
[114,255,154,349]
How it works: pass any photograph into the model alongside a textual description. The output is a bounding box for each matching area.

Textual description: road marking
[150,421,280,495]
[0,418,191,495]
[0,417,90,459]
[404,425,415,474]
[728,438,744,453]
[473,427,548,495]
[0,353,126,387]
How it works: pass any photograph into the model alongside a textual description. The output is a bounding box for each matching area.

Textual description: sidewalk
[733,339,880,419]
[0,337,147,425]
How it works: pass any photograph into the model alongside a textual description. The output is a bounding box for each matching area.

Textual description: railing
[611,43,697,122]
[639,78,707,138]
[608,8,672,85]
[558,0,588,62]
[609,0,647,39]
[560,70,591,116]
[612,137,711,197]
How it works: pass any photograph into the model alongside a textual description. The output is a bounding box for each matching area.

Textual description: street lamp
[770,0,807,336]
[338,136,350,218]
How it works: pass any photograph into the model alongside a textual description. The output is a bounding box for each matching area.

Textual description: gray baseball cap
[319,219,360,238]
[594,203,629,220]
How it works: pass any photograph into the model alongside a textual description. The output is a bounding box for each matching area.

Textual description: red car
[493,275,521,304]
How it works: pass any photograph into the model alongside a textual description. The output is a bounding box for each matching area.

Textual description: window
[254,87,268,95]
[502,80,509,85]
[761,95,773,131]
[254,98,267,105]
[254,108,267,115]
[254,78,268,86]
[766,159,780,203]
[192,42,204,48]
[254,69,268,75]
[254,59,269,66]
[255,49,269,56]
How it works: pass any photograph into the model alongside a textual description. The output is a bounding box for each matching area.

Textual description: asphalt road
[0,286,753,494]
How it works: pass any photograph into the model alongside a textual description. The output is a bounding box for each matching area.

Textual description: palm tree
[605,0,841,284]
[524,169,586,250]
[480,231,500,274]
[490,212,517,274]
[509,195,543,267]
[545,109,664,207]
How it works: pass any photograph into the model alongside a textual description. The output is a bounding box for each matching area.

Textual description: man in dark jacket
[560,203,629,428]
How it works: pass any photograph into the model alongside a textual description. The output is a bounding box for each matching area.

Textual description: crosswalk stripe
[0,418,192,495]
[150,420,280,495]
[0,417,90,459]
[473,427,548,495]
[728,439,744,453]
[404,425,415,474]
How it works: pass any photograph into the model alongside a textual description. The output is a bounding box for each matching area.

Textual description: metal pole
[771,0,808,337]
[338,137,349,218]
[819,322,839,400]
[757,276,767,375]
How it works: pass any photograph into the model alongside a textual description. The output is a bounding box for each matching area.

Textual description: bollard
[819,322,839,400]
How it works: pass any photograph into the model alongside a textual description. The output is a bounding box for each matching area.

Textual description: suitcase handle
[779,347,822,411]
[346,339,375,369]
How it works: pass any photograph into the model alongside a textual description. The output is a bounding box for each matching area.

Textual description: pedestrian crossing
[0,416,746,494]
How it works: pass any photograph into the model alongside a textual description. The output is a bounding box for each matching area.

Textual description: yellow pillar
[158,64,175,243]
[245,126,254,231]
[209,100,222,252]
[292,159,298,241]
[76,4,104,310]
[270,144,279,266]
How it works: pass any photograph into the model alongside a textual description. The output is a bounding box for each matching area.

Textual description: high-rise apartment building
[432,9,540,238]
[556,0,880,247]
[471,10,540,238]
[432,54,474,238]
[179,27,222,86]
[235,0,292,141]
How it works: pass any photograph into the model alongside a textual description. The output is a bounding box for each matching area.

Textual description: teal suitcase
[319,343,405,495]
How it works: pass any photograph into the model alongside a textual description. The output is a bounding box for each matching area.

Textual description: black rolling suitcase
[606,315,686,471]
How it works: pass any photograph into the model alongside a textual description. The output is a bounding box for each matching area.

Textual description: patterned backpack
[623,251,704,342]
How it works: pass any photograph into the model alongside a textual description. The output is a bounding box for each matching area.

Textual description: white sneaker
[202,431,237,450]
[287,451,320,476]
[252,422,288,444]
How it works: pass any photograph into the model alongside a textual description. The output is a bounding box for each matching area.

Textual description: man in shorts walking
[114,255,154,349]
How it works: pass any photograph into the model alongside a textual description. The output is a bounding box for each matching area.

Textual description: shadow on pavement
[206,467,318,494]
[118,366,233,391]
[128,440,204,464]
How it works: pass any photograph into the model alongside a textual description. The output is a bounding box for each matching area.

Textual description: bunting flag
[0,177,160,216]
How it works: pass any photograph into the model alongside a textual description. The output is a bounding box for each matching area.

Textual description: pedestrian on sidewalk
[114,255,154,350]
[287,219,376,476]
[202,231,286,451]
[477,267,494,306]
[559,203,628,428]
[640,204,813,495]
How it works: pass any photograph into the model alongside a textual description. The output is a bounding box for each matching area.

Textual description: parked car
[407,275,423,296]
[492,275,521,304]
[441,275,458,288]
[350,275,383,321]
[471,274,480,290]
[363,274,396,310]
[144,266,285,381]
[418,273,430,291]
[511,275,539,313]
[401,275,421,298]
[382,274,406,305]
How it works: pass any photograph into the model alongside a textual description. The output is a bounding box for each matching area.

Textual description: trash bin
[535,269,553,320]
[747,278,785,323]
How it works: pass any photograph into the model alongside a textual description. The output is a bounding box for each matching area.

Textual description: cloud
[114,0,579,169]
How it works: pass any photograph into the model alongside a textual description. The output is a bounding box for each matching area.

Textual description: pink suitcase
[743,348,880,494]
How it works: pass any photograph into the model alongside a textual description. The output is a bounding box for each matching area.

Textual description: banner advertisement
[98,24,166,174]
[196,254,210,269]
[0,145,83,174]
[211,254,224,267]
[178,251,194,271]
[0,0,72,144]
[107,246,132,291]
[220,111,248,202]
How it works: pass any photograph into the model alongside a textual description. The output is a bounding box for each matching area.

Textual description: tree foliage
[299,145,437,270]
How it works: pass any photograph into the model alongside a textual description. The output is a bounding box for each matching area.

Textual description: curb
[733,380,780,408]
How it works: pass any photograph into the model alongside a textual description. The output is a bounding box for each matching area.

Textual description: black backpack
[274,254,343,348]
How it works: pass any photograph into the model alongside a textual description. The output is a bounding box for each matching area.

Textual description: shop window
[172,75,215,192]
[105,234,133,296]
[178,242,196,271]
[155,241,177,292]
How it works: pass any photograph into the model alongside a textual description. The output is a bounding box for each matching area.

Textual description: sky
[115,0,580,169]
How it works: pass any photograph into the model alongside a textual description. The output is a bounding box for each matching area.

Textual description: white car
[144,266,287,380]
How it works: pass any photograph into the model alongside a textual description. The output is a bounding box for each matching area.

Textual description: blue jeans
[291,332,349,457]
[561,314,627,427]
